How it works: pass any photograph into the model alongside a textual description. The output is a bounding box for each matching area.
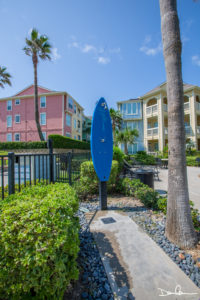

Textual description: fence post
[8,152,15,195]
[67,152,72,185]
[48,138,54,183]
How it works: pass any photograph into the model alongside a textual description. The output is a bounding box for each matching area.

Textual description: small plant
[135,186,159,209]
[157,197,167,214]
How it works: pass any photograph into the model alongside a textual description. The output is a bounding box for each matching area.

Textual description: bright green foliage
[113,146,125,170]
[120,178,158,209]
[157,197,167,214]
[186,156,200,166]
[132,151,156,165]
[49,134,90,150]
[0,183,80,299]
[75,160,119,199]
[0,141,47,150]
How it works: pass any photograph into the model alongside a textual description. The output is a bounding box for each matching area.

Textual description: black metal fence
[0,150,91,200]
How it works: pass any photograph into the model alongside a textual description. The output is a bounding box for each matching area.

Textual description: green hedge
[186,156,200,166]
[0,183,80,299]
[132,151,156,165]
[75,160,119,199]
[0,141,47,150]
[49,134,90,150]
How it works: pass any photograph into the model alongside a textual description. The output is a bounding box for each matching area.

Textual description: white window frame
[14,133,20,142]
[6,133,12,142]
[42,132,46,140]
[40,96,46,108]
[123,102,139,115]
[15,99,20,105]
[66,114,71,126]
[7,100,12,111]
[7,115,12,127]
[40,113,46,125]
[15,114,21,124]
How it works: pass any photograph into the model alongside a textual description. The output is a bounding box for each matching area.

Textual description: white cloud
[144,35,152,44]
[52,48,61,61]
[97,56,110,65]
[192,55,200,66]
[68,41,79,49]
[140,43,162,56]
[82,44,96,53]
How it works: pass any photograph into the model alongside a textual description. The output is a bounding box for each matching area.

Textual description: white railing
[164,127,168,135]
[163,104,168,112]
[197,126,200,134]
[196,102,200,111]
[146,104,158,115]
[147,127,158,136]
[184,102,190,110]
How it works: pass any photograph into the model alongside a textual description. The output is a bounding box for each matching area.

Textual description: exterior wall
[117,100,144,154]
[0,94,64,142]
[15,86,51,97]
[68,95,83,141]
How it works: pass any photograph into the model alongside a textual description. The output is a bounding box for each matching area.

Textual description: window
[128,143,138,154]
[132,103,137,114]
[66,114,71,126]
[122,102,138,115]
[66,132,71,138]
[15,115,20,123]
[78,135,81,140]
[74,104,77,114]
[127,103,131,114]
[74,119,76,129]
[15,99,20,105]
[42,132,46,140]
[6,133,12,142]
[68,97,73,109]
[7,100,12,111]
[40,96,46,108]
[40,113,46,125]
[78,120,81,128]
[78,108,81,117]
[15,133,20,142]
[74,135,76,140]
[7,115,12,127]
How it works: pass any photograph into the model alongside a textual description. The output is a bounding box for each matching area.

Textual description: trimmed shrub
[121,178,144,196]
[75,160,119,199]
[113,146,125,170]
[0,141,47,150]
[0,183,80,300]
[135,186,158,209]
[133,151,156,165]
[49,134,90,150]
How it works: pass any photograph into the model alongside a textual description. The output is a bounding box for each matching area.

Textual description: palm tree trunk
[159,0,197,248]
[33,54,44,141]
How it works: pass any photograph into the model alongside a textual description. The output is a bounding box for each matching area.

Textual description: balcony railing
[163,104,168,112]
[164,127,168,135]
[185,126,192,136]
[197,126,200,135]
[196,102,200,111]
[146,104,158,116]
[184,102,190,110]
[147,127,158,136]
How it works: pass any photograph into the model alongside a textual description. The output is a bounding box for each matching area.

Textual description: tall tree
[0,66,11,88]
[110,108,123,143]
[115,128,138,155]
[23,29,52,141]
[159,0,197,248]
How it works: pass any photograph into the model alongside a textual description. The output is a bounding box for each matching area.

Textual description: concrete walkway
[90,211,200,300]
[155,166,200,211]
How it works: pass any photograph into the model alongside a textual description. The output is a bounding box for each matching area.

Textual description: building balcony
[146,104,158,117]
[184,102,190,111]
[164,127,168,135]
[147,127,159,139]
[164,126,192,136]
[197,126,200,135]
[163,104,168,112]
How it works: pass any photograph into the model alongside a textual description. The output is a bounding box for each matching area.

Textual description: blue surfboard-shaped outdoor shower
[91,97,113,210]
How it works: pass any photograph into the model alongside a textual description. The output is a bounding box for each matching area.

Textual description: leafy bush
[49,134,90,150]
[113,146,125,170]
[0,141,47,150]
[0,183,80,299]
[157,197,200,232]
[186,156,200,166]
[133,151,156,165]
[121,178,144,196]
[135,186,159,209]
[75,160,119,199]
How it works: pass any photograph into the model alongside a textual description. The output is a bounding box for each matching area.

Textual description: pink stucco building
[0,85,84,142]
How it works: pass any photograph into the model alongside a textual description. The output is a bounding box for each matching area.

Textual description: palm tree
[0,66,11,88]
[159,0,197,248]
[110,108,123,143]
[23,28,52,141]
[115,128,138,155]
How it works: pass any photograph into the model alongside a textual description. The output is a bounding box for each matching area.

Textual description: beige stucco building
[141,82,200,152]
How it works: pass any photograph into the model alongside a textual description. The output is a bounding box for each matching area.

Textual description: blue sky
[0,0,200,115]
